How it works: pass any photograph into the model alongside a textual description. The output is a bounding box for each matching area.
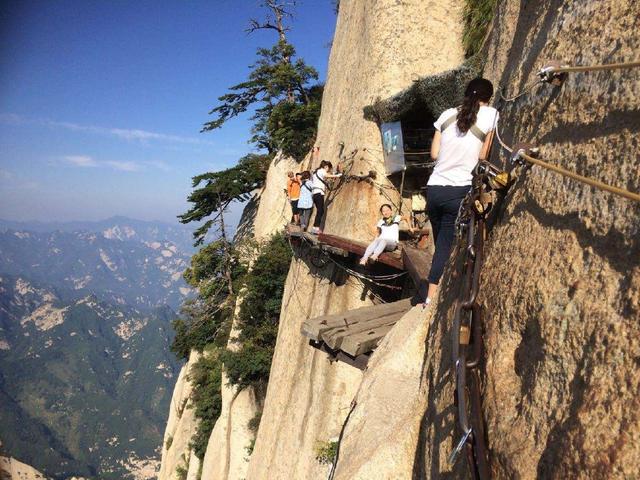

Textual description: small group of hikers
[285,147,342,234]
[289,78,498,307]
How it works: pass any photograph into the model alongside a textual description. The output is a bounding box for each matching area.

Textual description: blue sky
[0,0,336,224]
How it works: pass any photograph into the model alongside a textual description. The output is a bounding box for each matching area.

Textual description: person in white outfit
[359,204,402,265]
[422,77,498,306]
[309,159,342,234]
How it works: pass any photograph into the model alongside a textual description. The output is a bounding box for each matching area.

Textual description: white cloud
[64,155,98,167]
[104,161,140,172]
[0,113,212,146]
[59,156,173,173]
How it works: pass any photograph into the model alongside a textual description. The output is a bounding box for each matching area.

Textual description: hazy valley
[0,218,194,479]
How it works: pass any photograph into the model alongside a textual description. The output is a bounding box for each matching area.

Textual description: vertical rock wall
[160,152,299,480]
[159,351,201,480]
[252,153,300,241]
[200,297,258,480]
[417,0,640,477]
[245,1,465,479]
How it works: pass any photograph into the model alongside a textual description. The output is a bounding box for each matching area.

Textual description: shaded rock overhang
[363,55,484,124]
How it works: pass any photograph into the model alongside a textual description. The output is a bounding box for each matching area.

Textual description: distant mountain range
[0,218,197,311]
[0,217,195,479]
[0,216,197,254]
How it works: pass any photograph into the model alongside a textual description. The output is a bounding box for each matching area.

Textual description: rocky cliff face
[161,0,639,478]
[159,153,299,480]
[158,351,201,480]
[0,455,48,480]
[245,1,465,479]
[323,0,640,478]
[453,1,639,477]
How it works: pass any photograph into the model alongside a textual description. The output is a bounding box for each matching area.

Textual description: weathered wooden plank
[300,298,412,340]
[402,245,432,287]
[317,233,404,270]
[321,244,349,257]
[340,323,397,356]
[321,310,405,351]
[308,340,370,370]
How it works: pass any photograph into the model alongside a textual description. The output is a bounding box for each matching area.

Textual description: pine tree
[202,0,321,157]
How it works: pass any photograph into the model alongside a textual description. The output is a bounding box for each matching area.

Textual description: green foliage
[222,232,292,390]
[170,299,233,361]
[179,154,272,244]
[245,437,256,458]
[165,435,173,450]
[176,456,188,480]
[183,240,247,299]
[188,353,223,459]
[170,237,249,360]
[315,440,338,465]
[202,40,320,155]
[267,85,323,160]
[462,0,497,57]
[248,410,262,432]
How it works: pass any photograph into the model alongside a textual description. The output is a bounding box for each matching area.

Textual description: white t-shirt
[312,169,328,195]
[428,105,499,187]
[376,215,402,242]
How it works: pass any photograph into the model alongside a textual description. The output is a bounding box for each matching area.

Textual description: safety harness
[440,113,487,143]
[313,169,329,194]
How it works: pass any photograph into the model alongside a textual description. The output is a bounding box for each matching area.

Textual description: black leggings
[312,193,325,227]
[426,185,470,285]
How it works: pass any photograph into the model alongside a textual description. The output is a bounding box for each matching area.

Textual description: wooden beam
[317,233,404,270]
[301,298,412,341]
[308,340,370,370]
[321,310,406,351]
[340,322,397,357]
[402,245,432,287]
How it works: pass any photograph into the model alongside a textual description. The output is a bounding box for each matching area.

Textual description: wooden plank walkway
[287,224,431,367]
[402,245,433,287]
[318,233,404,269]
[286,224,412,271]
[301,298,412,358]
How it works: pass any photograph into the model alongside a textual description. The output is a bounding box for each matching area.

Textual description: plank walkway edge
[301,298,412,341]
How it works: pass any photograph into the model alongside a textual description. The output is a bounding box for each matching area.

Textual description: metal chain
[449,165,503,479]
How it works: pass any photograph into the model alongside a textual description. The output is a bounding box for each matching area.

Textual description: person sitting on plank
[359,204,402,265]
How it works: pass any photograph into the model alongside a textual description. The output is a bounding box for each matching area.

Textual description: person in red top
[286,171,301,225]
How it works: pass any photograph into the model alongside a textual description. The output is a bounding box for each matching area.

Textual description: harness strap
[313,170,329,188]
[440,113,487,143]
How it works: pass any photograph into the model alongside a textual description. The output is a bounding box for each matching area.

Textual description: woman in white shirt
[423,78,497,306]
[309,159,342,234]
[359,204,402,265]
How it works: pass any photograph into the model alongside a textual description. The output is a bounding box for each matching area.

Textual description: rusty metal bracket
[537,60,569,86]
[509,142,540,166]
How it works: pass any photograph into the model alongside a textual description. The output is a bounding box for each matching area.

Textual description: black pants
[426,185,470,285]
[290,199,299,222]
[312,193,325,228]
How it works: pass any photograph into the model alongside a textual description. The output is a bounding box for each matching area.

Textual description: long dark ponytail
[456,78,494,133]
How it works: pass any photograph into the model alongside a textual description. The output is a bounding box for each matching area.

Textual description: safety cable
[494,125,640,202]
[499,79,543,103]
[540,60,640,75]
[517,150,640,202]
